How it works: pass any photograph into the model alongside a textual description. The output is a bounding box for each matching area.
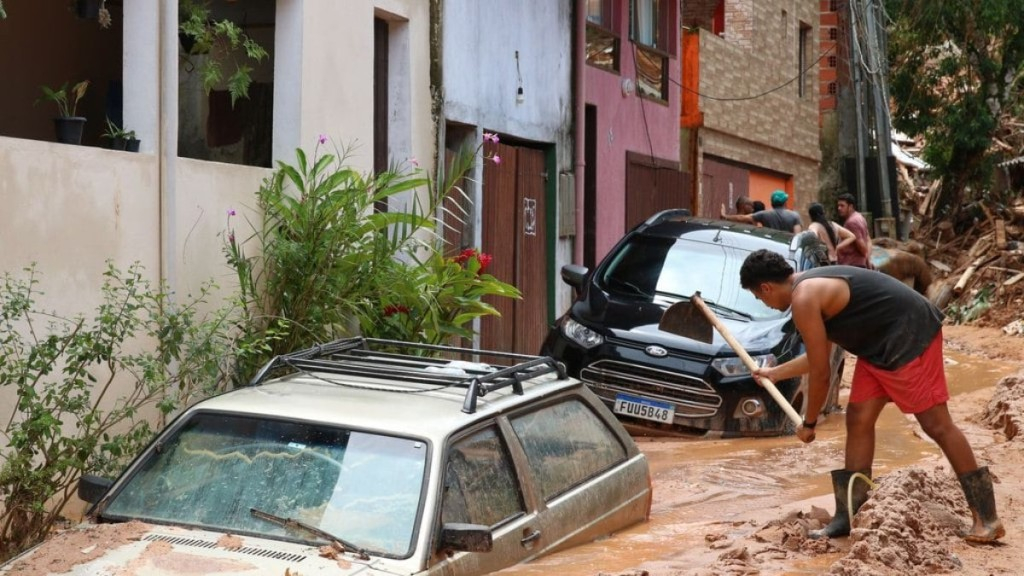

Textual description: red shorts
[849,330,949,414]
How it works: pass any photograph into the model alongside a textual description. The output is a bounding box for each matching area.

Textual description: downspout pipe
[160,0,178,294]
[573,0,585,264]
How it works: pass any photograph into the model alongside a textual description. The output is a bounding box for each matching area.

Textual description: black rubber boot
[808,468,872,539]
[958,466,1006,543]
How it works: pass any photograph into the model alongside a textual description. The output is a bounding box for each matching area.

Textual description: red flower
[453,248,478,266]
[477,252,493,273]
[383,304,410,317]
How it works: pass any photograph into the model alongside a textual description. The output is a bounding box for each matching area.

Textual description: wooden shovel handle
[691,295,804,427]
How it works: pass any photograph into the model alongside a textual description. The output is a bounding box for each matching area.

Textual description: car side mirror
[560,264,588,291]
[78,474,114,504]
[440,523,493,552]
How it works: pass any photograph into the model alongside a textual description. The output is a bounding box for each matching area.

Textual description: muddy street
[498,326,1024,576]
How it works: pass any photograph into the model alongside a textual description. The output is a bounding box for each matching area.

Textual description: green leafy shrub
[0,263,237,562]
[224,136,516,376]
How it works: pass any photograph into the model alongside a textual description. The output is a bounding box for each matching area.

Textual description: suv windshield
[102,412,428,558]
[598,235,787,320]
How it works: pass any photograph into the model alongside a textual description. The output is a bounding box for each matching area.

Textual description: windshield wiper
[700,298,753,320]
[250,507,369,560]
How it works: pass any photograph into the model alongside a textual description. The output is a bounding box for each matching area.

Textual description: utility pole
[849,0,868,212]
[864,0,894,220]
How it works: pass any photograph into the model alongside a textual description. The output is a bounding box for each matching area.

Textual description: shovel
[659,292,803,427]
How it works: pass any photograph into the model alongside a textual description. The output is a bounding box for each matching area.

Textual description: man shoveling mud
[739,249,1005,543]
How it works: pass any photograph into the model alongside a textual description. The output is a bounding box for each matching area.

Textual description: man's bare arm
[791,283,833,425]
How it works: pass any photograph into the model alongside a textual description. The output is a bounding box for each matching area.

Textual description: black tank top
[793,266,943,370]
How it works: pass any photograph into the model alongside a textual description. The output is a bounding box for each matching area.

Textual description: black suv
[541,210,844,437]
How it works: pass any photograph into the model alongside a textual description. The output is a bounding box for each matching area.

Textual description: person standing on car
[807,202,856,264]
[836,193,871,268]
[721,190,802,233]
[739,249,1005,544]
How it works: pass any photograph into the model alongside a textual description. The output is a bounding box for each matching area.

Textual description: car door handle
[520,528,542,545]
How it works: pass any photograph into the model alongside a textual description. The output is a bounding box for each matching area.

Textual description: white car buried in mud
[1,338,651,576]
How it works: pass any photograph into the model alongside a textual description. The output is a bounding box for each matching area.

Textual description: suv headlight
[562,317,604,349]
[712,354,777,377]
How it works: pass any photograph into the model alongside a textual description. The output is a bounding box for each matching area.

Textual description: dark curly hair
[740,249,794,289]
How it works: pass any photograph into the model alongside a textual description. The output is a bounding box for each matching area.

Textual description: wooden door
[625,152,692,229]
[481,143,549,356]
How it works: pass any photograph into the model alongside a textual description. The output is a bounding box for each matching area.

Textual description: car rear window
[598,235,789,320]
[510,399,626,500]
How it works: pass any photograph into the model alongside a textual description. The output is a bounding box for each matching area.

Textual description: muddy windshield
[102,412,428,558]
[598,235,788,321]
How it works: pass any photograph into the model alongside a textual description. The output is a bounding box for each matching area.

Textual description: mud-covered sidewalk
[499,325,1024,576]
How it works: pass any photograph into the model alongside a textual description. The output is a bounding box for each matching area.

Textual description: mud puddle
[496,351,1021,576]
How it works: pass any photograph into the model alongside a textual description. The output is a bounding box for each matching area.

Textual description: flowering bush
[223,134,518,376]
[369,248,519,344]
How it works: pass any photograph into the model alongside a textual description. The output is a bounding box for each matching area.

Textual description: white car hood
[1,521,399,576]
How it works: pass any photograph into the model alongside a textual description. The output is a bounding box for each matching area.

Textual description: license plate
[613,394,674,424]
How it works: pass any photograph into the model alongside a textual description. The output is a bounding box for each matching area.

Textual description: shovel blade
[658,300,714,343]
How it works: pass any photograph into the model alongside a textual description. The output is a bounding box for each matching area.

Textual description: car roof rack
[247,337,568,414]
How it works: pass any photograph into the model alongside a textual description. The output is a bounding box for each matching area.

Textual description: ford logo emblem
[645,345,668,357]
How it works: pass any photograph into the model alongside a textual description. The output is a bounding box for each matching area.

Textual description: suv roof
[204,338,575,441]
[634,213,805,254]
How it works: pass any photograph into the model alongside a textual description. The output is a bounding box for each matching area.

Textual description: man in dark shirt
[739,249,1004,543]
[721,190,802,232]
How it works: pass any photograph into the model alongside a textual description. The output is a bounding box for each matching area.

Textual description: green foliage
[886,0,1024,213]
[224,137,515,378]
[0,263,237,562]
[369,249,520,345]
[101,117,135,141]
[179,0,268,105]
[35,80,90,118]
[946,284,993,324]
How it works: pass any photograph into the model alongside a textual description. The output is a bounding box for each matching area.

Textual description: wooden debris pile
[909,197,1024,329]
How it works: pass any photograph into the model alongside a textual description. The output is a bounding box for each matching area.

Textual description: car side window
[510,399,627,501]
[441,426,524,528]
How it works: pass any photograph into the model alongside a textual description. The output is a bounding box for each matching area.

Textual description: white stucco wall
[442,0,575,315]
[1,0,437,444]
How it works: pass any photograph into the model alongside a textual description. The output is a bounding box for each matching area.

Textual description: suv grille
[580,360,721,418]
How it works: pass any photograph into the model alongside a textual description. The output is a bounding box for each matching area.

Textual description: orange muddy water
[496,350,1022,576]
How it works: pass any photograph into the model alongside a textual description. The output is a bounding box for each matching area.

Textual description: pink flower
[491,155,502,165]
[318,134,327,145]
[227,208,237,216]
[408,157,419,167]
[483,132,500,144]
[228,231,236,243]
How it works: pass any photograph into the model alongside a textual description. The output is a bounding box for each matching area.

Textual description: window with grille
[829,27,838,40]
[828,82,837,95]
[828,55,838,68]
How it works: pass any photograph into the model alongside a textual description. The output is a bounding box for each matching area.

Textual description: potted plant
[125,130,140,152]
[101,117,129,150]
[36,80,90,145]
[101,118,141,152]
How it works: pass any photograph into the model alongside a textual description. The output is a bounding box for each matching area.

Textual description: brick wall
[693,0,821,212]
